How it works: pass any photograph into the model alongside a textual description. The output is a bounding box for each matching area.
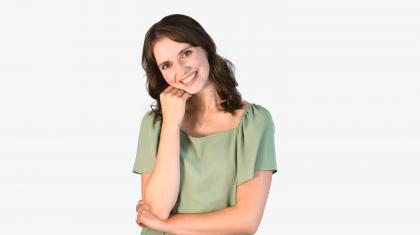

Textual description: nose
[175,62,191,83]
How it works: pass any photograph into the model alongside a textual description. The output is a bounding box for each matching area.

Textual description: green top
[132,103,278,235]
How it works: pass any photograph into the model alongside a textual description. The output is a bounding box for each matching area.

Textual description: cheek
[162,71,175,85]
[199,58,210,73]
[196,54,209,69]
[189,56,208,71]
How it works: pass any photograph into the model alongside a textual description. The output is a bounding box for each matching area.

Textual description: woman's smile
[181,71,198,86]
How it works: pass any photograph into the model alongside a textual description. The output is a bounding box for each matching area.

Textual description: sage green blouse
[132,103,278,235]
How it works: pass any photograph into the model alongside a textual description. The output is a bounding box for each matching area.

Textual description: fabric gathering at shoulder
[235,104,278,186]
[132,111,162,174]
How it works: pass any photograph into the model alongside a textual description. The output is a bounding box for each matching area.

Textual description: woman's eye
[182,50,192,58]
[161,50,192,70]
[161,64,170,70]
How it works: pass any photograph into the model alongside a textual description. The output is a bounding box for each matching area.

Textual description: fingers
[136,217,147,228]
[136,202,144,227]
[162,85,185,97]
[136,199,143,212]
[136,202,149,228]
[136,200,149,212]
[182,91,192,100]
[170,88,180,95]
[175,89,186,97]
[162,85,175,94]
[137,202,152,215]
[166,86,188,98]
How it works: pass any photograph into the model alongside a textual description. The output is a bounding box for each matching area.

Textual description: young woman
[133,14,278,235]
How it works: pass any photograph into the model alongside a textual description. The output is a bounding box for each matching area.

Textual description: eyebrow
[157,46,194,68]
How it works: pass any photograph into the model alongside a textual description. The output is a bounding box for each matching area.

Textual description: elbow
[245,223,259,234]
[245,222,258,235]
[235,206,260,234]
[152,208,171,221]
[143,198,171,220]
[243,216,260,234]
[247,224,258,235]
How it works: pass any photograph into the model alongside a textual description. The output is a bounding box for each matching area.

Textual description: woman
[133,14,278,235]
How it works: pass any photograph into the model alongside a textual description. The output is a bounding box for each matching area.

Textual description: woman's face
[153,37,210,94]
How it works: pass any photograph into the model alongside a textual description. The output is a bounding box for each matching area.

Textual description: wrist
[162,121,181,131]
[162,215,176,234]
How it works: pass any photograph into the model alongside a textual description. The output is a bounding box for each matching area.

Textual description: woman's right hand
[160,86,192,127]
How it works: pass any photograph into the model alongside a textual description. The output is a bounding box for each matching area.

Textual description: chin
[184,83,200,94]
[187,89,198,95]
[188,82,205,94]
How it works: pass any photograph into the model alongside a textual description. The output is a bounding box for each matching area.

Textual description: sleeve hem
[236,168,278,186]
[132,169,152,175]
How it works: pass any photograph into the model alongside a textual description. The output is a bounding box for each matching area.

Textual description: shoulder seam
[254,104,273,119]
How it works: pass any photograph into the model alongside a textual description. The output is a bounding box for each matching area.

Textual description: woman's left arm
[163,171,273,235]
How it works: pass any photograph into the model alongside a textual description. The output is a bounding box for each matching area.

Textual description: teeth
[181,72,196,84]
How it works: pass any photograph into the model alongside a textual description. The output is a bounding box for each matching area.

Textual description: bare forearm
[164,206,252,235]
[144,121,180,218]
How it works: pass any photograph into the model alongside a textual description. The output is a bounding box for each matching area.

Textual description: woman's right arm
[142,86,191,220]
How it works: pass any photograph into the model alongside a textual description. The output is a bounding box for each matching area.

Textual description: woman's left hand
[136,200,168,232]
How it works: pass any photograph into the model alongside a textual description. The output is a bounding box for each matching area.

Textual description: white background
[0,0,419,234]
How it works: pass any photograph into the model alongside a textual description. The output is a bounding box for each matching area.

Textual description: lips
[180,71,197,85]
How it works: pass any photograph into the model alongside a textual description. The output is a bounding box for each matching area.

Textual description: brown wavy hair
[141,14,243,122]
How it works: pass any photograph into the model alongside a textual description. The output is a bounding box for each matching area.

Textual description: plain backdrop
[0,0,419,234]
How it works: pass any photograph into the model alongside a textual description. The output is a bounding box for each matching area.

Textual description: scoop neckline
[180,103,254,140]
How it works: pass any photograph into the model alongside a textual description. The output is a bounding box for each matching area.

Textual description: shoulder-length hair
[141,14,244,121]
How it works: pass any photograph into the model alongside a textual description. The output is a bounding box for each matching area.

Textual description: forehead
[153,37,191,64]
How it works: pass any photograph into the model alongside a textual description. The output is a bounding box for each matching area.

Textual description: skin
[136,36,273,234]
[152,36,217,115]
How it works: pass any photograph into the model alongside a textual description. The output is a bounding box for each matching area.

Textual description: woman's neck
[186,83,224,115]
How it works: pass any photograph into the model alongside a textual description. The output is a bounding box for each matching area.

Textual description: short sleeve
[132,111,162,174]
[236,104,278,186]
